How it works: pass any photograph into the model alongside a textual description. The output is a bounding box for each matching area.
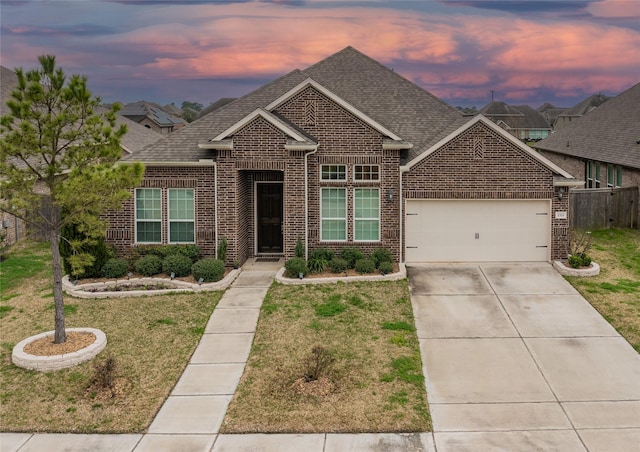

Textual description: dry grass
[0,242,221,432]
[221,280,430,433]
[565,228,640,352]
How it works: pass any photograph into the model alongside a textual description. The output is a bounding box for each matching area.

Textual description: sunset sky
[1,0,639,109]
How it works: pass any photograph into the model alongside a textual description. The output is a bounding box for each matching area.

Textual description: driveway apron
[408,262,640,452]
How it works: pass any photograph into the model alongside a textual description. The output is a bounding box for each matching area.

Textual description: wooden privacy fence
[570,187,639,230]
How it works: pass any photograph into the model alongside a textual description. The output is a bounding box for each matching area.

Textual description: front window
[354,165,380,181]
[321,188,346,241]
[136,188,162,243]
[587,161,601,188]
[607,165,614,188]
[168,188,195,243]
[321,165,346,181]
[616,167,623,187]
[354,188,379,241]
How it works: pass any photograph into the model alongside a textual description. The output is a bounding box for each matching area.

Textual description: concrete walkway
[408,262,640,452]
[2,261,639,451]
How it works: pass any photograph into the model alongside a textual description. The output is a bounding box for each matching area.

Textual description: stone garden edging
[12,328,107,372]
[275,263,407,285]
[62,268,241,299]
[553,260,600,277]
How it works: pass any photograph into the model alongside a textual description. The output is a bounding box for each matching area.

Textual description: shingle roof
[121,101,185,127]
[124,47,464,163]
[479,101,551,130]
[558,93,609,118]
[534,83,640,169]
[1,66,162,154]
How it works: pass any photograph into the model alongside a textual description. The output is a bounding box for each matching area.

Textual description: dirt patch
[290,377,335,397]
[23,331,96,356]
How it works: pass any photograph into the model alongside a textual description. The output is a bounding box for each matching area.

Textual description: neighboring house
[0,66,163,245]
[479,101,552,141]
[552,93,609,131]
[120,101,186,134]
[538,103,567,130]
[106,47,579,266]
[534,82,640,224]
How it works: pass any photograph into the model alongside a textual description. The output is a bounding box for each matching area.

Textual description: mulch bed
[23,331,96,356]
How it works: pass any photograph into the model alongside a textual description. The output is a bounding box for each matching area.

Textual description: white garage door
[405,200,551,262]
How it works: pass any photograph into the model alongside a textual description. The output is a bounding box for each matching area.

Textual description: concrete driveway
[408,262,640,452]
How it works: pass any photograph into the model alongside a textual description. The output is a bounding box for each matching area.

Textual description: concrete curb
[553,260,600,277]
[12,328,107,372]
[62,269,241,299]
[275,263,407,285]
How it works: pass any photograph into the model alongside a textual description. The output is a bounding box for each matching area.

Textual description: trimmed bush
[569,253,592,269]
[371,248,393,268]
[355,258,376,274]
[340,248,364,268]
[580,253,592,267]
[134,255,162,277]
[191,258,226,282]
[329,257,348,273]
[101,258,129,278]
[162,253,193,277]
[130,244,201,262]
[285,257,308,278]
[294,237,305,258]
[309,248,334,261]
[378,261,394,275]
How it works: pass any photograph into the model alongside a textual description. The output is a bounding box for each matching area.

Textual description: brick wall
[104,165,216,257]
[403,122,569,260]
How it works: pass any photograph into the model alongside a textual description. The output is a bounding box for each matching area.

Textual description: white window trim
[168,188,196,244]
[353,164,380,182]
[135,188,162,244]
[320,164,347,182]
[353,187,380,242]
[320,187,347,242]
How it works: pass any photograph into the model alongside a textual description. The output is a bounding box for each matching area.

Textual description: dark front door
[257,183,283,253]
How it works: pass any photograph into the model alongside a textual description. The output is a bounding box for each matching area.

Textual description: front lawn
[0,241,221,432]
[221,280,431,433]
[564,228,640,352]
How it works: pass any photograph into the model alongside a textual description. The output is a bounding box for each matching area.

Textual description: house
[538,103,567,130]
[106,47,579,265]
[479,101,552,141]
[120,101,186,134]
[0,65,163,246]
[552,93,609,131]
[534,82,640,224]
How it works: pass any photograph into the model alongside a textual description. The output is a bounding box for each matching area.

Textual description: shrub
[217,238,228,263]
[134,254,162,276]
[371,248,393,268]
[308,257,328,274]
[303,345,335,382]
[378,261,394,275]
[309,248,334,261]
[91,356,117,397]
[101,258,129,278]
[569,253,592,269]
[340,248,364,268]
[191,258,225,282]
[568,229,592,257]
[294,236,305,258]
[162,253,193,277]
[130,244,201,262]
[329,257,348,273]
[60,223,114,278]
[355,258,376,274]
[167,244,200,262]
[285,257,308,278]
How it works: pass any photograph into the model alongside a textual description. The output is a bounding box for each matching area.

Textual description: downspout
[399,167,405,264]
[304,146,319,261]
[214,162,218,258]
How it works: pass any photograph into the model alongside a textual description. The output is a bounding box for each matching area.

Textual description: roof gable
[403,115,575,181]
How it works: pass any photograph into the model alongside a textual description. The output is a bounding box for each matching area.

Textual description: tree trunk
[50,226,66,344]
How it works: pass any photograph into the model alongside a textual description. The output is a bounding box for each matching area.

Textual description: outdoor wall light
[557,187,567,199]
[387,188,394,201]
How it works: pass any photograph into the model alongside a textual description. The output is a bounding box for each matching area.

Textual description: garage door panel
[405,200,550,262]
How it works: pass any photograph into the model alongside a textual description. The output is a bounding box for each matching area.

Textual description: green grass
[565,228,640,352]
[0,241,222,433]
[222,280,430,433]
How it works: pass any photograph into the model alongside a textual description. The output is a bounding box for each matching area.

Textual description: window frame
[135,188,162,244]
[607,164,614,188]
[354,164,380,182]
[320,187,347,242]
[320,164,347,182]
[595,162,601,188]
[616,166,623,188]
[353,187,380,242]
[168,188,195,244]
